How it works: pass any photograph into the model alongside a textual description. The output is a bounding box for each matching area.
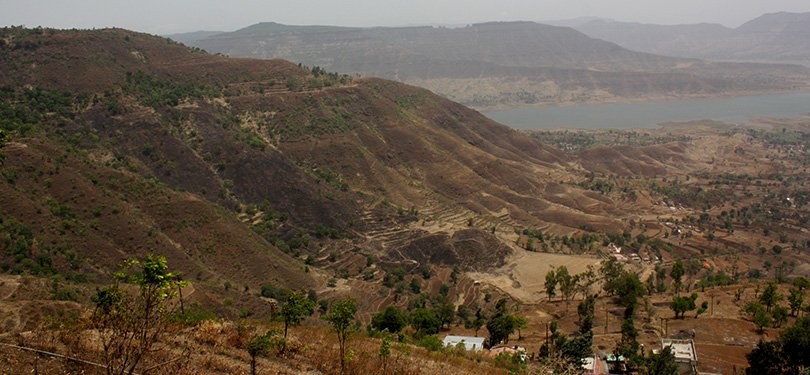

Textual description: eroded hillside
[0,27,634,319]
[3,27,810,375]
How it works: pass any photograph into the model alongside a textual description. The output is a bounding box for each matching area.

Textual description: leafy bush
[124,70,219,108]
[260,283,290,301]
[169,306,218,325]
[416,335,444,352]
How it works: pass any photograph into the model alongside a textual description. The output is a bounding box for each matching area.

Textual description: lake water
[483,92,810,129]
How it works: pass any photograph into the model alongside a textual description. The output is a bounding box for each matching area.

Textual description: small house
[442,335,485,351]
[659,339,698,375]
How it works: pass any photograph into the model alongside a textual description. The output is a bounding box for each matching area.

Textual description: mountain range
[170,20,810,110]
[573,12,810,66]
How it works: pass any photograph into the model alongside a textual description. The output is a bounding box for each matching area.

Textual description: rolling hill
[172,21,810,109]
[0,26,638,319]
[2,27,810,375]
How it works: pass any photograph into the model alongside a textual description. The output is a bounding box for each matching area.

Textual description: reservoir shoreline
[483,92,810,129]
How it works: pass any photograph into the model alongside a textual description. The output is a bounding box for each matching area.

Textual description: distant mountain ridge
[574,12,810,66]
[189,21,682,73]
[170,20,810,109]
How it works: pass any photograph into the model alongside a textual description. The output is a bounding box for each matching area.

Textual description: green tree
[671,294,697,319]
[615,271,645,359]
[646,274,655,294]
[464,308,487,336]
[792,276,810,291]
[600,257,625,296]
[556,266,578,303]
[456,305,470,325]
[577,266,598,297]
[618,315,639,358]
[753,308,772,333]
[545,268,557,301]
[646,345,679,375]
[439,284,450,300]
[513,315,528,340]
[655,265,668,293]
[696,300,709,318]
[746,340,787,375]
[409,278,421,294]
[670,260,685,295]
[779,315,810,372]
[378,333,393,374]
[410,308,441,336]
[324,297,357,373]
[279,291,315,341]
[616,271,646,311]
[772,305,789,328]
[759,282,782,312]
[246,330,280,375]
[91,254,185,375]
[436,303,455,330]
[371,305,408,333]
[577,294,596,334]
[560,332,593,362]
[0,128,7,163]
[788,287,804,317]
[487,299,516,345]
[746,315,810,374]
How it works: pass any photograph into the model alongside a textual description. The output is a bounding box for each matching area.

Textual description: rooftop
[442,335,485,351]
[661,339,697,362]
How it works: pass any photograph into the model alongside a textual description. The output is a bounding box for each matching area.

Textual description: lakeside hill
[3,27,810,374]
[171,21,810,110]
[575,12,810,67]
[3,27,806,311]
[0,26,637,317]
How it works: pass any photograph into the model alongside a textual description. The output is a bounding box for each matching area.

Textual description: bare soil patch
[469,250,601,303]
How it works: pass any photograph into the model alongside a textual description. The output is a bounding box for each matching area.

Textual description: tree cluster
[545,265,597,305]
[747,315,810,375]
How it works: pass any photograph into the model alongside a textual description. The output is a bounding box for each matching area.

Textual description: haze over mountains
[574,12,810,66]
[3,12,810,371]
[171,17,810,109]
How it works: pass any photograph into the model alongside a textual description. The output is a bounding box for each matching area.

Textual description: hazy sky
[2,0,809,34]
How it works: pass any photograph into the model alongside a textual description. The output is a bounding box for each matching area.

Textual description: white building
[442,335,485,351]
[660,338,698,375]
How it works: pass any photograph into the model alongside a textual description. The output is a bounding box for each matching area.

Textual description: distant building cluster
[608,243,660,264]
[441,335,702,374]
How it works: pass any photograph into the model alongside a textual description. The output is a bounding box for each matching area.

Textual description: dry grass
[469,250,602,303]
[1,319,509,375]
